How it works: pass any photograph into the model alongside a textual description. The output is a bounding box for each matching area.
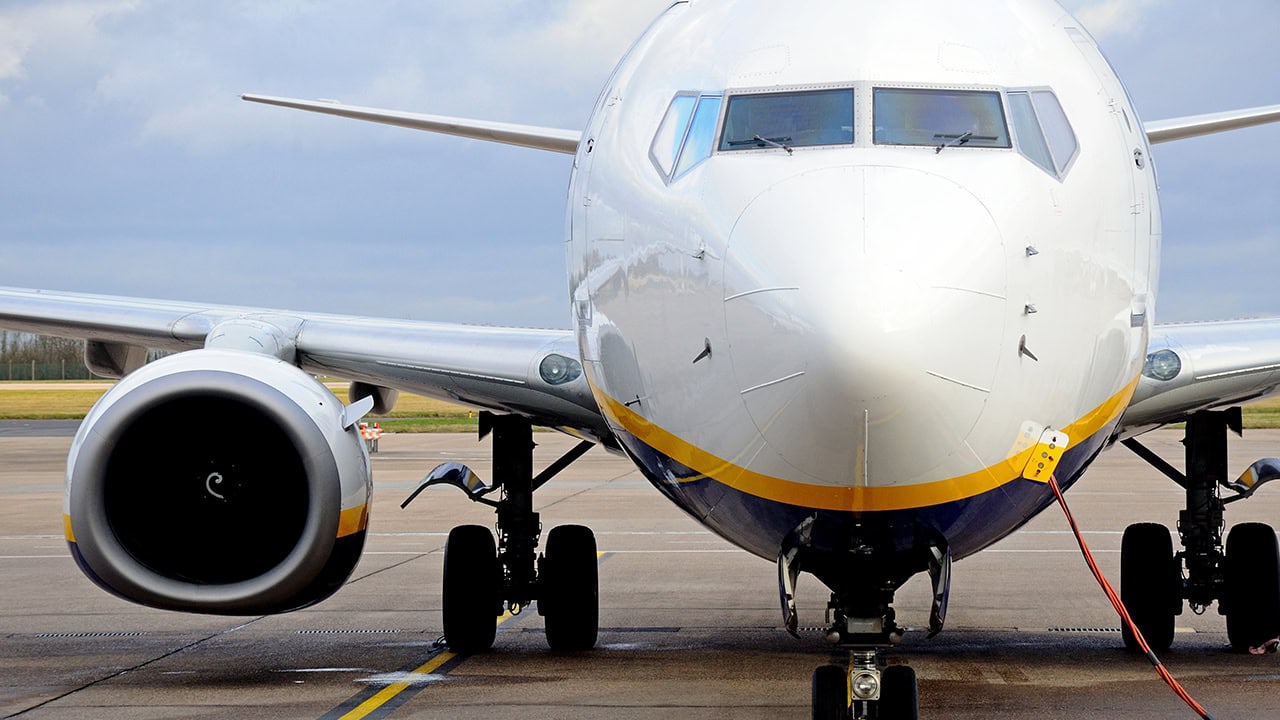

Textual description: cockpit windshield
[873,88,1010,149]
[719,89,854,152]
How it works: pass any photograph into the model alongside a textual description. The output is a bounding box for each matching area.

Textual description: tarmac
[4,428,1280,719]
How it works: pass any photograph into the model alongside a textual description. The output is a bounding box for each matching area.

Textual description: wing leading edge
[1145,104,1280,144]
[0,286,607,439]
[1119,318,1280,437]
[242,94,581,155]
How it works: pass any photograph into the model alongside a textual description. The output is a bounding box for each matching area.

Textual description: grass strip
[3,386,1280,431]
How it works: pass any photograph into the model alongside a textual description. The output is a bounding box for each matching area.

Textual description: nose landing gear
[812,650,919,720]
[780,518,926,719]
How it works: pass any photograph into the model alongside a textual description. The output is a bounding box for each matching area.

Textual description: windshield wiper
[754,134,794,154]
[726,135,794,154]
[935,131,973,154]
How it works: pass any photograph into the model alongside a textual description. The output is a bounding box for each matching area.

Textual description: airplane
[3,1,1280,717]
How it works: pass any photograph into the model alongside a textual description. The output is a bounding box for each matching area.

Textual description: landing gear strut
[781,518,926,719]
[1122,408,1280,651]
[403,412,599,652]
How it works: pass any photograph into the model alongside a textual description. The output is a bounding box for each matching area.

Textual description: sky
[0,0,1277,329]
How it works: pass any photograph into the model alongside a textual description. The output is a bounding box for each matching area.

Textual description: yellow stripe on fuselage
[594,377,1139,513]
[337,504,369,538]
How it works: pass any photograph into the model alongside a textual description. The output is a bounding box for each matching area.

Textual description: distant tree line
[0,332,165,380]
[0,332,85,364]
[0,332,98,380]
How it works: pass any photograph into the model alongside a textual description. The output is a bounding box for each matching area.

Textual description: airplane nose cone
[723,166,1007,488]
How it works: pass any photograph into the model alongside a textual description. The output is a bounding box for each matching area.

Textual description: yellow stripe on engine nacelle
[337,504,369,538]
[63,514,75,543]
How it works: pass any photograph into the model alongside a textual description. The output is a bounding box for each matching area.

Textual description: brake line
[1047,475,1215,720]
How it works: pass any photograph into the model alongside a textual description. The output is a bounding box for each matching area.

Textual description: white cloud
[1062,0,1165,38]
[0,1,140,79]
[9,1,669,153]
[0,36,25,82]
[345,0,671,125]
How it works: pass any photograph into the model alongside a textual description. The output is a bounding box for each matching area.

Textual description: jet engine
[63,349,372,614]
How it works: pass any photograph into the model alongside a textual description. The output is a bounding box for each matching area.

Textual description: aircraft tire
[810,664,849,720]
[1224,522,1280,651]
[1120,522,1178,653]
[878,665,919,720]
[541,524,598,651]
[442,524,500,653]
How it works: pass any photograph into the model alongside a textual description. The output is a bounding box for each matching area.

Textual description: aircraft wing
[1118,318,1280,437]
[1146,104,1280,144]
[0,286,607,439]
[242,94,581,155]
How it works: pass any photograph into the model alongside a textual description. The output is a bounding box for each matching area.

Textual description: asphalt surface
[4,429,1280,719]
[0,421,81,438]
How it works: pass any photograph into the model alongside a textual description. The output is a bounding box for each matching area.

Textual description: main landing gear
[1121,409,1280,652]
[780,518,935,719]
[402,412,599,653]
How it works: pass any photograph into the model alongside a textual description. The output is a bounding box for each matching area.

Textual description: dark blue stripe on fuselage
[614,424,1111,562]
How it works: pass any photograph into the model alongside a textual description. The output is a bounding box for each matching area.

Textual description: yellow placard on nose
[1022,429,1070,483]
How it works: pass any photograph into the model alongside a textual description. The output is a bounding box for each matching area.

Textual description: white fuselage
[566,0,1159,563]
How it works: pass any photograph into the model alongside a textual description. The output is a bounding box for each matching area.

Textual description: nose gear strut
[779,516,931,719]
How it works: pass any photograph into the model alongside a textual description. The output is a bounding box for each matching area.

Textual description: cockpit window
[1007,90,1078,177]
[1031,91,1078,173]
[718,89,854,152]
[1007,92,1055,174]
[651,95,697,177]
[675,96,722,177]
[651,94,723,182]
[873,88,1010,149]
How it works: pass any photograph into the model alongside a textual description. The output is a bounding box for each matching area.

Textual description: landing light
[1143,349,1182,382]
[851,671,879,700]
[539,353,583,386]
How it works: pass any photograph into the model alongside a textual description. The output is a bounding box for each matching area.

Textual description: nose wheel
[878,666,920,719]
[812,664,848,720]
[811,653,919,720]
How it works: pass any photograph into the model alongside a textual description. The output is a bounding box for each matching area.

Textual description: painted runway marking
[601,549,741,553]
[367,531,711,537]
[986,549,1120,554]
[320,551,612,720]
[321,649,466,720]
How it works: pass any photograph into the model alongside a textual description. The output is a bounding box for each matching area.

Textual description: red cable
[1048,474,1215,720]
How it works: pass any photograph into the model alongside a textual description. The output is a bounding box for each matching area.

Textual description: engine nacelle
[64,349,372,614]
